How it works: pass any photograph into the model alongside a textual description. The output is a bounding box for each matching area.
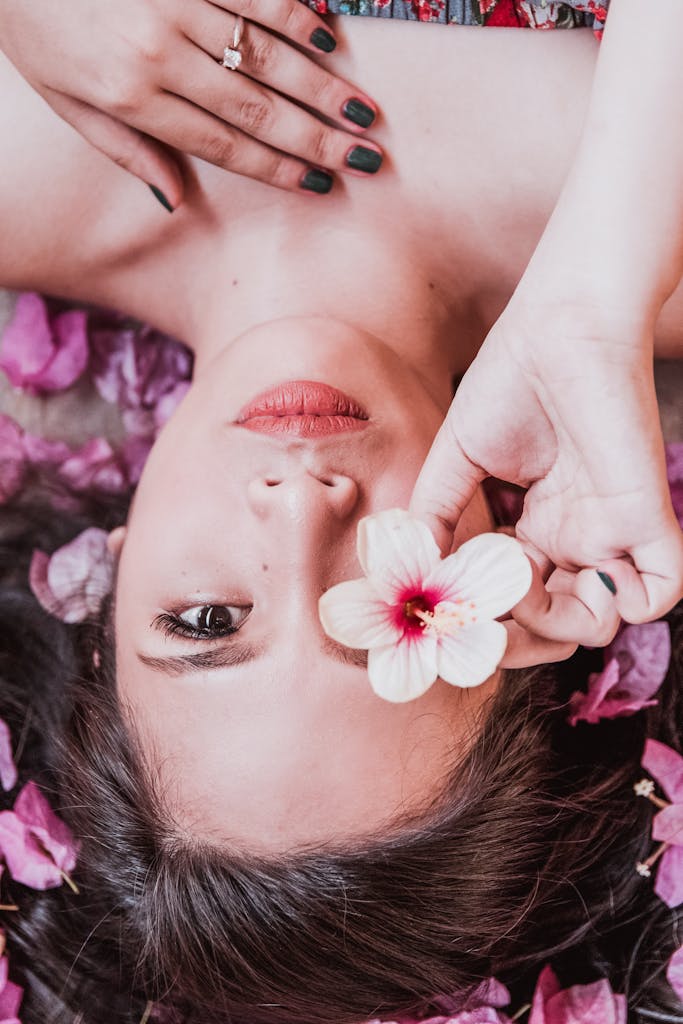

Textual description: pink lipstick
[235,381,369,437]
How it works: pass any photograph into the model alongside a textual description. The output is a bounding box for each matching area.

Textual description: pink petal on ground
[319,578,402,649]
[0,954,23,1021]
[428,533,531,620]
[0,721,17,793]
[120,434,153,486]
[666,443,683,527]
[652,804,683,846]
[0,293,53,388]
[0,415,26,503]
[568,659,621,726]
[21,431,72,467]
[358,510,441,602]
[667,945,683,1001]
[58,437,127,494]
[29,528,113,623]
[368,632,439,703]
[14,781,79,875]
[530,969,626,1024]
[655,845,683,909]
[606,622,671,700]
[529,965,562,1023]
[0,809,63,889]
[642,739,683,803]
[154,380,191,431]
[35,308,89,391]
[567,649,660,726]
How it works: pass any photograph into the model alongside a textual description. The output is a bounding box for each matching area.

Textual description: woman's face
[114,318,496,853]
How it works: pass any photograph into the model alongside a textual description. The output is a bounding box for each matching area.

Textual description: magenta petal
[544,980,626,1024]
[0,956,23,1021]
[567,659,621,725]
[655,846,683,908]
[606,622,671,700]
[0,810,63,889]
[21,431,72,467]
[666,443,683,527]
[0,721,17,793]
[642,739,683,803]
[652,804,683,846]
[154,380,191,431]
[0,293,53,388]
[667,945,683,1002]
[29,528,112,623]
[529,965,561,1024]
[0,415,26,503]
[14,781,79,874]
[36,309,89,391]
[58,438,127,494]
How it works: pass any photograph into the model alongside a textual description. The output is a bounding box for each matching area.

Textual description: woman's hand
[0,0,382,208]
[410,301,683,664]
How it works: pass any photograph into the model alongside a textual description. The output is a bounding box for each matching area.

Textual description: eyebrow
[136,638,367,676]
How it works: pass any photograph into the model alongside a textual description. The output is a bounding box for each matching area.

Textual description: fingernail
[300,168,334,194]
[310,27,336,52]
[346,145,382,174]
[148,184,174,213]
[597,571,617,595]
[342,98,376,129]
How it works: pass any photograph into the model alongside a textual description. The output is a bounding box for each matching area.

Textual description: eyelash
[152,608,249,640]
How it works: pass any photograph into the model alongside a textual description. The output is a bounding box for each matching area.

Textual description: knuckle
[130,16,168,65]
[307,72,336,113]
[236,97,273,136]
[306,124,334,168]
[279,2,306,39]
[201,129,238,168]
[245,35,277,76]
[105,75,146,117]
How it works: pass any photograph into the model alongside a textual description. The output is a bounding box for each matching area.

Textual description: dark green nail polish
[311,27,336,52]
[597,571,617,595]
[300,169,334,194]
[346,146,382,174]
[148,184,174,213]
[342,98,376,129]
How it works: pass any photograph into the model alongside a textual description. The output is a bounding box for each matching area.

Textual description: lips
[235,381,369,437]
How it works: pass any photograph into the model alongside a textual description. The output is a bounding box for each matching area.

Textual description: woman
[0,6,682,1024]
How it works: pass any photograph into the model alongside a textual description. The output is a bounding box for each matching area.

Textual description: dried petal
[642,739,683,804]
[666,945,683,1001]
[0,721,17,793]
[655,846,683,909]
[0,953,23,1022]
[529,967,626,1024]
[29,527,113,623]
[0,292,87,394]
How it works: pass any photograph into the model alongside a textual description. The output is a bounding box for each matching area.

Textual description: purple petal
[120,434,153,486]
[0,955,23,1021]
[0,293,53,389]
[0,721,17,793]
[666,443,683,527]
[154,380,191,431]
[642,739,683,803]
[0,415,26,503]
[529,965,561,1024]
[14,781,79,874]
[666,945,683,1002]
[21,431,72,467]
[58,438,127,494]
[0,809,64,889]
[29,528,113,623]
[605,622,671,701]
[655,846,683,908]
[652,804,683,846]
[567,659,621,726]
[533,976,626,1024]
[35,309,89,391]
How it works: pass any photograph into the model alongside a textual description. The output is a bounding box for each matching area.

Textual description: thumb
[409,417,486,555]
[44,87,184,210]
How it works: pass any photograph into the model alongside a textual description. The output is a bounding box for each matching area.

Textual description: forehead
[119,647,499,853]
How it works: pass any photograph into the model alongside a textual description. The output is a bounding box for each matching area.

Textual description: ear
[107,526,127,560]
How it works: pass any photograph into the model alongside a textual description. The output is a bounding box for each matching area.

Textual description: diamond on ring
[221,15,244,70]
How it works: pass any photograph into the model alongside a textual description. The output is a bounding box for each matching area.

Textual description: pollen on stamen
[415,600,478,637]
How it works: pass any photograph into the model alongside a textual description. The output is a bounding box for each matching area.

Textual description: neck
[187,210,463,410]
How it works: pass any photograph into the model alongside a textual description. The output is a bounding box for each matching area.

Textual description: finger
[125,91,325,192]
[501,619,577,669]
[44,88,184,209]
[162,43,383,177]
[207,0,340,57]
[184,7,378,141]
[409,416,487,556]
[510,560,622,648]
[595,527,683,623]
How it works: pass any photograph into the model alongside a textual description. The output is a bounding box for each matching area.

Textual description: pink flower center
[396,591,436,636]
[395,589,477,639]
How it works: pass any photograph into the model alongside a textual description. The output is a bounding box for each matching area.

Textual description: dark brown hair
[1,493,681,1024]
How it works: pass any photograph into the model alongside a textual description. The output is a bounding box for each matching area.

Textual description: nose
[247,471,360,522]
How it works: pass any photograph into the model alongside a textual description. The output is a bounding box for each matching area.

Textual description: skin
[0,22,681,851]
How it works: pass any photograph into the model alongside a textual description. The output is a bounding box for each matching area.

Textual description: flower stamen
[415,600,477,637]
[636,842,670,878]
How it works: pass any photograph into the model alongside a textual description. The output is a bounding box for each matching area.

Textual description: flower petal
[0,415,26,503]
[37,309,88,391]
[606,622,671,701]
[0,955,23,1021]
[0,293,53,388]
[567,659,621,726]
[14,780,79,875]
[0,720,17,793]
[642,739,683,804]
[655,845,683,908]
[30,528,113,623]
[368,634,439,703]
[436,620,507,689]
[666,945,683,1002]
[426,533,531,620]
[319,578,401,650]
[0,810,64,889]
[652,804,683,847]
[357,510,441,601]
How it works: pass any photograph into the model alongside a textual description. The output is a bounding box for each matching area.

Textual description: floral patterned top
[303,0,609,35]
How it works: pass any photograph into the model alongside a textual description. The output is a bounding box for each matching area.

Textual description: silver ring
[221,14,245,71]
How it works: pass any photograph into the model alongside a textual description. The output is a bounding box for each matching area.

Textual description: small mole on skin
[428,281,435,291]
[262,563,269,572]
[232,279,239,287]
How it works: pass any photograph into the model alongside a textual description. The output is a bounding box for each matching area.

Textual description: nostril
[265,479,280,488]
[320,477,335,488]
